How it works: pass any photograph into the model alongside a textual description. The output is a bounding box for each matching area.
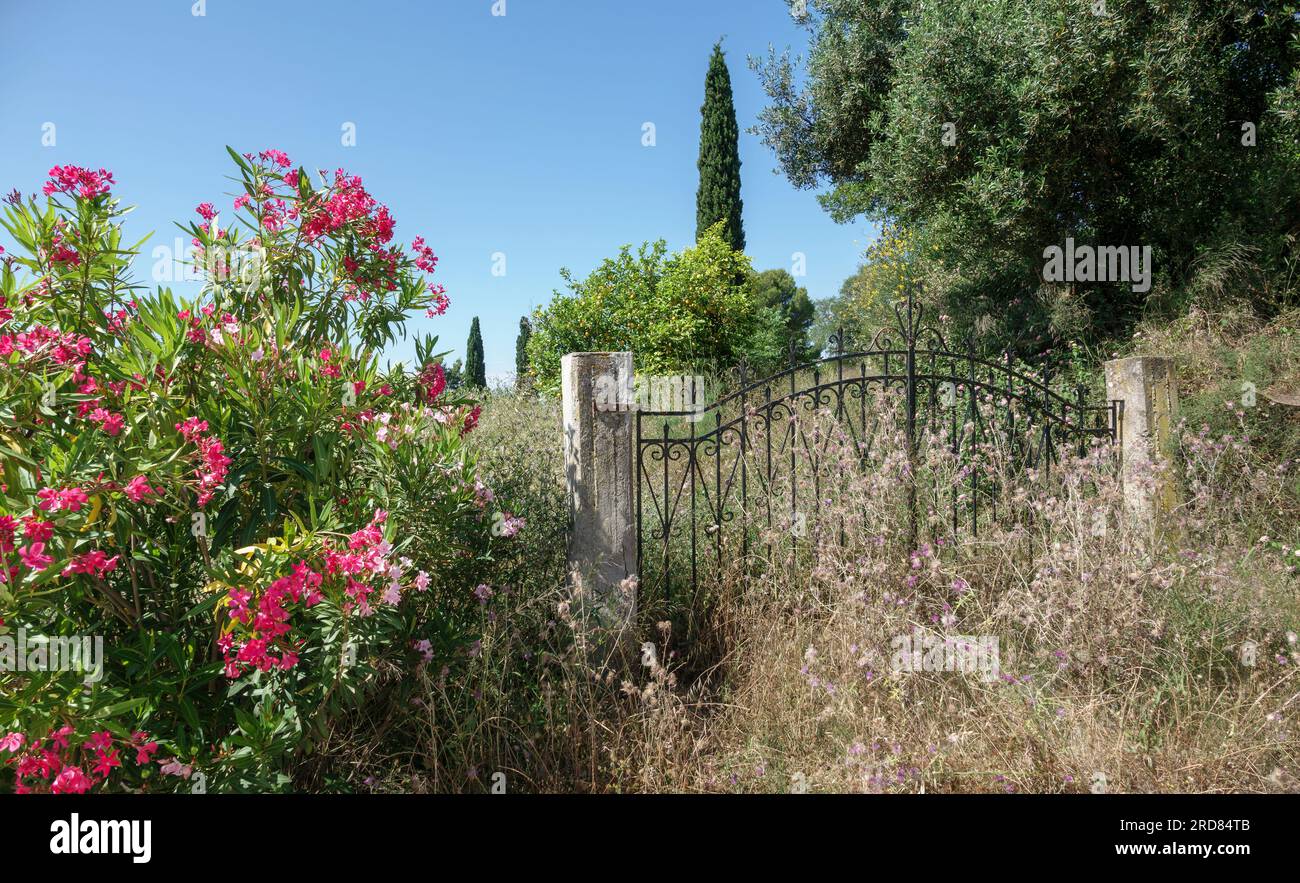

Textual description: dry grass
[597,397,1300,794]
[344,377,1298,794]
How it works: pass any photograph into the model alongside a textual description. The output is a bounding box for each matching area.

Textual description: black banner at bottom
[0,793,1287,870]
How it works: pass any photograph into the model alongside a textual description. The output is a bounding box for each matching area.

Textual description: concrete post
[1104,356,1180,526]
[561,352,637,634]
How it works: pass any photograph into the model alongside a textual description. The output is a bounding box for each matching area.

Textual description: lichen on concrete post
[1104,356,1180,529]
[561,352,637,638]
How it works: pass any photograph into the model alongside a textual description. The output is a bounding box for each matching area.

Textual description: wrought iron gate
[634,291,1123,612]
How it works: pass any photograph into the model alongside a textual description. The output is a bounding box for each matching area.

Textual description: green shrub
[0,151,524,792]
[526,223,786,390]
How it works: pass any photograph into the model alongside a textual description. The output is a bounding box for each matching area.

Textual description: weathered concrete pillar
[1104,357,1180,526]
[561,352,637,634]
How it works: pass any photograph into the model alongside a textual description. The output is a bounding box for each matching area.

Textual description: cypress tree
[515,316,532,388]
[696,40,745,252]
[465,317,486,389]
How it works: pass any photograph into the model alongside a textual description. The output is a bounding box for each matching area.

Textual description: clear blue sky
[0,0,875,380]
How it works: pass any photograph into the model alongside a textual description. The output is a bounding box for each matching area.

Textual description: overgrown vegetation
[360,384,1297,793]
[5,1,1298,796]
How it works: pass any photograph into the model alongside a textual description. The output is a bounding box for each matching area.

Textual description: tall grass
[340,382,1298,793]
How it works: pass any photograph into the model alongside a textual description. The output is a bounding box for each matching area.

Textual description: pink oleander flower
[426,284,450,317]
[90,747,121,778]
[497,512,526,539]
[175,417,209,441]
[122,474,160,504]
[36,487,88,512]
[63,550,119,578]
[42,165,114,200]
[318,346,342,379]
[50,764,94,794]
[411,236,439,273]
[86,731,117,752]
[0,732,24,752]
[300,168,391,249]
[88,407,125,436]
[17,542,52,571]
[50,724,74,750]
[131,733,159,765]
[174,419,231,506]
[419,361,446,401]
[461,405,482,436]
[222,561,324,677]
[23,517,53,543]
[159,758,193,779]
[195,202,217,221]
[414,570,430,591]
[259,149,292,168]
[49,240,81,266]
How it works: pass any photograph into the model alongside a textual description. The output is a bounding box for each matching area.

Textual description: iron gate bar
[634,287,1122,612]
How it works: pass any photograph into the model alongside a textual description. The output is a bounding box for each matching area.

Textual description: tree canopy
[753,0,1300,346]
[747,267,817,359]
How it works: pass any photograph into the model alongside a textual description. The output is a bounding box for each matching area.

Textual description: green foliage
[515,315,532,388]
[697,41,745,252]
[1146,308,1300,474]
[0,151,520,792]
[753,0,1300,344]
[465,317,486,389]
[527,224,785,390]
[820,224,926,347]
[747,268,817,359]
[444,357,464,390]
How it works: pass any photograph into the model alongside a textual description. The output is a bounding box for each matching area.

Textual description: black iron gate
[634,290,1123,612]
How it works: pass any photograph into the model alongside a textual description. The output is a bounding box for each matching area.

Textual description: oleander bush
[0,151,527,792]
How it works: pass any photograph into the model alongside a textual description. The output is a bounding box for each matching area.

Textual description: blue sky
[0,0,875,380]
